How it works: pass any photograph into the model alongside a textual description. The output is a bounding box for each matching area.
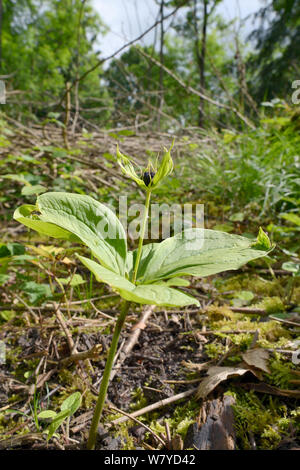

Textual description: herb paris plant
[13,143,273,449]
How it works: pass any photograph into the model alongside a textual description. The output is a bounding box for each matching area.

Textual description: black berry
[143,171,155,186]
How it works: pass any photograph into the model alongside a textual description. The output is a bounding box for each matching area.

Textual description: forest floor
[0,119,299,450]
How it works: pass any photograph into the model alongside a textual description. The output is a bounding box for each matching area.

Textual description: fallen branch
[111,387,197,425]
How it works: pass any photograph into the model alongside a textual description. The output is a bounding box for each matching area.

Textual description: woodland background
[0,0,299,451]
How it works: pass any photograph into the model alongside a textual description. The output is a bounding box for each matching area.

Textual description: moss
[228,389,290,450]
[115,423,136,450]
[226,333,253,350]
[207,304,234,321]
[260,426,282,448]
[56,368,94,409]
[204,341,226,359]
[215,274,284,297]
[254,296,285,314]
[266,357,296,388]
[149,399,198,442]
[258,324,291,346]
[129,387,148,412]
[291,286,300,304]
[211,315,291,348]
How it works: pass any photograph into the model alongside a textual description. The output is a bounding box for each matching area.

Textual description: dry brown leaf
[196,366,251,399]
[242,348,270,374]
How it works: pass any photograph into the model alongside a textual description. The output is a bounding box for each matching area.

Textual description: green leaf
[138,228,273,283]
[116,146,146,189]
[0,275,9,286]
[118,284,199,307]
[46,392,81,441]
[1,173,31,185]
[154,277,191,287]
[13,205,80,241]
[37,192,127,275]
[0,243,25,258]
[77,255,134,291]
[22,281,52,304]
[0,310,14,321]
[229,212,245,222]
[152,141,174,189]
[60,392,81,415]
[46,409,70,441]
[251,227,272,250]
[37,410,57,419]
[282,262,300,275]
[126,243,158,280]
[281,213,300,227]
[57,274,86,287]
[213,223,234,233]
[21,184,47,196]
[77,255,199,307]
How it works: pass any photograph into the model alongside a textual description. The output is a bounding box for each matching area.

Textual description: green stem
[87,300,130,450]
[87,190,151,449]
[132,190,151,283]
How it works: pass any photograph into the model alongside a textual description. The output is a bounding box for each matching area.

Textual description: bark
[184,395,236,450]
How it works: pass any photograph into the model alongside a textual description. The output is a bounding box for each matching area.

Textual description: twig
[59,344,103,365]
[269,315,300,327]
[108,404,166,447]
[14,294,39,323]
[229,307,267,315]
[53,303,76,353]
[110,387,197,425]
[109,305,155,382]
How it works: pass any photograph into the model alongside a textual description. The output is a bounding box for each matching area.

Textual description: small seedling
[38,392,82,440]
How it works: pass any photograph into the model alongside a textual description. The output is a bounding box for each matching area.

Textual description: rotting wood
[184,395,236,450]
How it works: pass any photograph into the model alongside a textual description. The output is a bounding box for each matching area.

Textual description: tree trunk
[157,0,165,130]
[199,0,208,127]
[0,0,3,71]
[193,0,208,127]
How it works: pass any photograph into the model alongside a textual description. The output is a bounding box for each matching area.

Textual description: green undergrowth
[226,389,300,450]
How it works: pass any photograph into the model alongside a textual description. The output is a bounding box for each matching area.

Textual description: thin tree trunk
[199,0,208,127]
[72,0,86,135]
[192,0,208,127]
[0,0,3,71]
[194,0,208,127]
[157,0,165,130]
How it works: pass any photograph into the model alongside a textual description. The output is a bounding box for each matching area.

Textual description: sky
[92,0,265,59]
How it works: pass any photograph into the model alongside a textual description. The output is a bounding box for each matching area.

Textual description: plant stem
[87,189,151,449]
[132,189,151,283]
[87,300,130,450]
